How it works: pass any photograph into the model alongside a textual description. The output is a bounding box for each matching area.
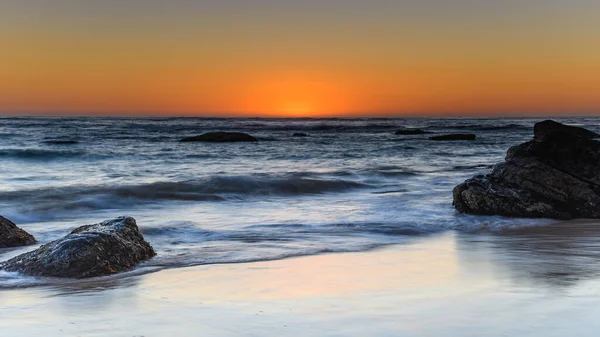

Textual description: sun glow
[281,101,315,117]
[236,71,359,117]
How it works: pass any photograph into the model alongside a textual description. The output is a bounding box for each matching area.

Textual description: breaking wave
[0,175,369,222]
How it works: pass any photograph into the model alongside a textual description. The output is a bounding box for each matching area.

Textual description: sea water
[1,117,598,286]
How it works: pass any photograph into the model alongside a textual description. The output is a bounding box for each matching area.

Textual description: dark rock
[534,120,599,140]
[293,133,309,137]
[430,134,476,141]
[453,126,600,219]
[0,216,36,248]
[180,132,258,143]
[395,128,428,135]
[0,217,155,278]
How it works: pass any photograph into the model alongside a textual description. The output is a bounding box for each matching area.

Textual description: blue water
[1,117,599,285]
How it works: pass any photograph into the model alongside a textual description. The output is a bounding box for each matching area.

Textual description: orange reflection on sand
[142,234,465,302]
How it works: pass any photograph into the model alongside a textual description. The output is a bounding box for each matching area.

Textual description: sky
[1,0,599,117]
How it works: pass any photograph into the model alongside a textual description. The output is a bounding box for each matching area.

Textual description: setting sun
[281,101,315,117]
[235,70,360,117]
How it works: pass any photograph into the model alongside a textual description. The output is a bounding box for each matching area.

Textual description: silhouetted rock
[0,216,36,248]
[534,120,599,140]
[1,217,155,278]
[293,133,309,137]
[181,132,258,143]
[453,122,600,219]
[430,134,476,141]
[395,128,428,135]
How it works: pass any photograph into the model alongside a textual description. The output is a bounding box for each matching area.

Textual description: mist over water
[1,117,599,286]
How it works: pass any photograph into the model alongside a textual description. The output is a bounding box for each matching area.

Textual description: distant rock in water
[534,119,599,140]
[0,216,36,248]
[395,128,428,135]
[292,133,309,137]
[180,132,258,143]
[453,120,600,219]
[1,217,155,278]
[430,134,476,141]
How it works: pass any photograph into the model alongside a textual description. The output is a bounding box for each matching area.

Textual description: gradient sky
[1,0,599,117]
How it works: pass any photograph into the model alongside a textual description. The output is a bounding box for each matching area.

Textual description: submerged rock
[430,134,476,141]
[180,132,258,143]
[0,216,36,248]
[0,217,155,278]
[395,128,428,135]
[534,119,599,140]
[453,120,600,219]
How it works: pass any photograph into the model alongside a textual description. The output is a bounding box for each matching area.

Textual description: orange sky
[1,1,599,117]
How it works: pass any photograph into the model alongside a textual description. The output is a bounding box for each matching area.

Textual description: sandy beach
[3,220,600,336]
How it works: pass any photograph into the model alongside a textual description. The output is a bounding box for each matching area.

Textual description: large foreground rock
[0,217,155,278]
[181,132,258,143]
[0,216,36,248]
[534,119,599,140]
[453,121,600,219]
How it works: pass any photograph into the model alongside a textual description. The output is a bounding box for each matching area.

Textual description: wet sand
[3,220,600,336]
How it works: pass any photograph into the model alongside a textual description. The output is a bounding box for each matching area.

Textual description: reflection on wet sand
[457,220,600,288]
[4,228,600,336]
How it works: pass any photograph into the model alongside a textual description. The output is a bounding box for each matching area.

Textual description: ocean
[1,116,599,287]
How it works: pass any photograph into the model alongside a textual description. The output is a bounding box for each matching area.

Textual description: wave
[42,140,80,145]
[0,148,87,160]
[0,176,369,221]
[0,218,439,289]
[286,123,399,132]
[290,166,423,179]
[452,164,495,170]
[133,215,545,270]
[450,123,530,131]
[218,122,401,133]
[142,221,438,246]
[359,165,423,177]
[0,214,553,289]
[135,220,443,269]
[33,120,402,137]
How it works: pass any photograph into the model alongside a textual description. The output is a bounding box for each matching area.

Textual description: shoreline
[0,217,591,291]
[3,221,600,336]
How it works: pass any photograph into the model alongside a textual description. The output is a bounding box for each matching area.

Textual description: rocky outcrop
[453,121,600,219]
[0,217,155,278]
[180,132,258,143]
[0,216,36,248]
[430,134,476,141]
[534,119,599,140]
[395,129,428,135]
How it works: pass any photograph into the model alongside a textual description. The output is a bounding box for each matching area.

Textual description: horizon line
[2,113,600,119]
[1,111,600,119]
